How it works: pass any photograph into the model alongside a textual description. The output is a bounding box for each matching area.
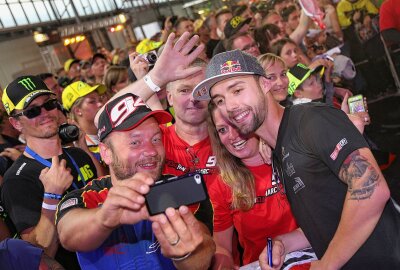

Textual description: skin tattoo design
[340,150,380,200]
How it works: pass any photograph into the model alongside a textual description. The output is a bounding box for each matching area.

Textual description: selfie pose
[56,33,215,270]
[193,50,400,270]
[207,105,297,268]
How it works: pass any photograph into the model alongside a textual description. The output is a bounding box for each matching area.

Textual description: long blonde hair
[207,102,256,211]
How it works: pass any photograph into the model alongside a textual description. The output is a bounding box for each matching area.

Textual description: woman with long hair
[208,102,297,268]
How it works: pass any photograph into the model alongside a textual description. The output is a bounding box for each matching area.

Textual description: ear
[9,117,23,132]
[166,90,173,107]
[99,142,112,166]
[73,106,82,117]
[294,90,303,98]
[258,77,271,94]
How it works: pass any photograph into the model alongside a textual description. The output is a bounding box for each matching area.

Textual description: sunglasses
[13,99,59,119]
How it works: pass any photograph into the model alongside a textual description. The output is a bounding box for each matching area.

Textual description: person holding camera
[0,75,98,269]
[56,93,215,270]
[62,81,108,166]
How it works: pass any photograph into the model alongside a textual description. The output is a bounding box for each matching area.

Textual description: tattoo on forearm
[340,150,380,200]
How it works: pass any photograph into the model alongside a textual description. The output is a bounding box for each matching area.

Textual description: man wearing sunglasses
[1,75,98,269]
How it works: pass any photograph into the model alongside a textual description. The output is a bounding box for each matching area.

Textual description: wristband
[42,202,57,211]
[143,74,161,93]
[43,192,62,200]
[170,252,191,262]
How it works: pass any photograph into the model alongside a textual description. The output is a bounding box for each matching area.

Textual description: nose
[225,97,239,112]
[142,141,157,157]
[189,95,198,104]
[228,126,239,141]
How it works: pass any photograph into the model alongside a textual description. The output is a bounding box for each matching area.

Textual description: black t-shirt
[1,146,97,270]
[212,40,226,57]
[206,38,220,59]
[273,103,400,269]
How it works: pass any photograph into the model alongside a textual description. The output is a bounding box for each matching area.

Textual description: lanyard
[25,146,86,190]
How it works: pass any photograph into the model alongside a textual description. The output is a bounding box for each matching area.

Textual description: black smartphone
[145,173,208,216]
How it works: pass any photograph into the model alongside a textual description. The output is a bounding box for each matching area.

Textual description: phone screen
[348,95,365,114]
[145,174,208,216]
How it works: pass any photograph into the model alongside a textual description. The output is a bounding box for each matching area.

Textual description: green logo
[18,78,36,91]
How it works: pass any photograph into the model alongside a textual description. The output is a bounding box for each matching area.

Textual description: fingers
[163,32,176,52]
[50,156,60,169]
[259,240,285,270]
[259,139,272,165]
[177,66,203,80]
[152,206,202,257]
[186,43,205,64]
[341,92,350,113]
[107,185,146,210]
[180,35,200,55]
[173,32,191,52]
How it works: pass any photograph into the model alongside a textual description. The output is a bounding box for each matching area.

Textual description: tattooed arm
[311,148,390,270]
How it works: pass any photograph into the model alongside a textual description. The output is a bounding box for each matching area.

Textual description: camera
[142,50,158,66]
[58,123,80,144]
[145,173,208,216]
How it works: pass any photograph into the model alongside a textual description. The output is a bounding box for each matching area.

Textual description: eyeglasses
[13,99,59,119]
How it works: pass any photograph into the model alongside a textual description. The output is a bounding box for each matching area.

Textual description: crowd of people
[0,0,399,269]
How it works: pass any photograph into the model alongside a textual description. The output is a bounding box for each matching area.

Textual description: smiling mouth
[232,139,247,150]
[139,162,157,169]
[233,110,250,122]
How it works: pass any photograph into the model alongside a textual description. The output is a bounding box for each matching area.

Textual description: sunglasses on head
[13,99,59,119]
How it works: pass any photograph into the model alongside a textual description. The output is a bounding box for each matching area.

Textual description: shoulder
[2,156,40,183]
[63,146,90,157]
[63,147,95,165]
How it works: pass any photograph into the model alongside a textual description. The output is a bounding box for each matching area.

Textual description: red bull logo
[220,60,242,74]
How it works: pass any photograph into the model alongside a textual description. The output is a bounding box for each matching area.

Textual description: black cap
[2,75,54,115]
[97,93,172,141]
[224,16,251,38]
[192,50,266,100]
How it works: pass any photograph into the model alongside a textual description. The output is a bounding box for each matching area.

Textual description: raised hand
[129,52,150,80]
[39,156,73,194]
[150,32,204,87]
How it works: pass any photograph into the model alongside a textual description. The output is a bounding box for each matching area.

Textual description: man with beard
[55,93,215,269]
[96,34,219,232]
[1,75,98,269]
[192,50,400,269]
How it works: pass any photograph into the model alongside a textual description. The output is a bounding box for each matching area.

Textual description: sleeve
[207,177,234,232]
[299,105,369,177]
[55,188,86,225]
[1,175,43,233]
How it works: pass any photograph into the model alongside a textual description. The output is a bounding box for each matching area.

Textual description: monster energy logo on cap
[18,77,36,91]
[1,75,54,115]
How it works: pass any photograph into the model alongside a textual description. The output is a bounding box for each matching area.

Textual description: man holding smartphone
[55,93,215,269]
[192,50,400,269]
[55,33,215,270]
